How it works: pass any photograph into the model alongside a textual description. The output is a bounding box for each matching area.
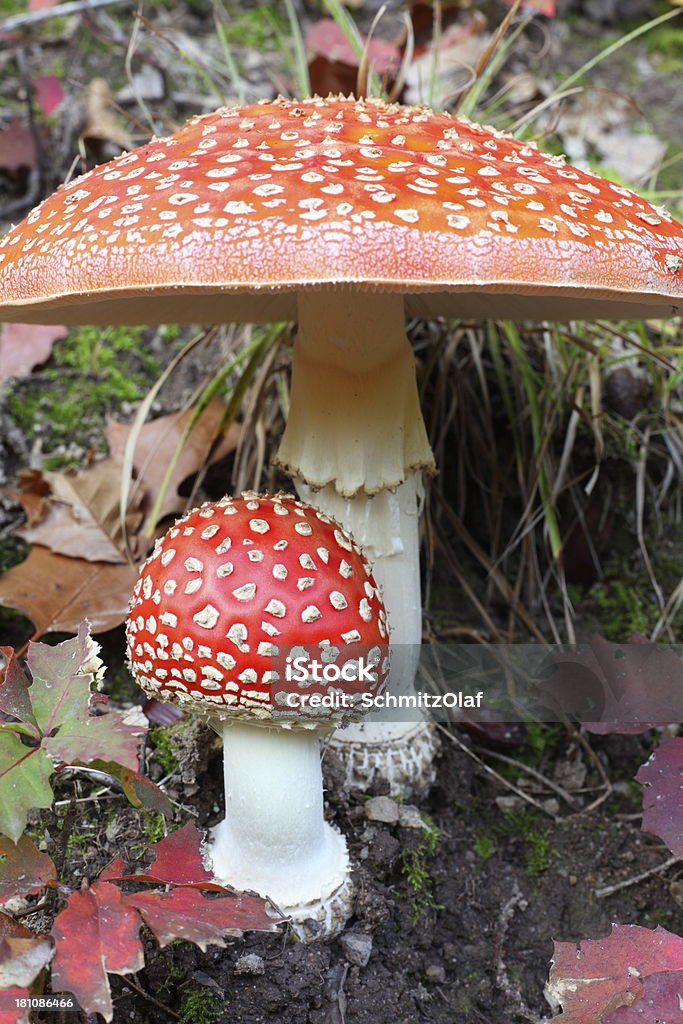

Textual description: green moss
[180,987,219,1024]
[400,816,443,922]
[6,324,160,464]
[500,810,555,878]
[216,5,288,50]
[149,726,179,775]
[473,831,497,864]
[143,811,166,844]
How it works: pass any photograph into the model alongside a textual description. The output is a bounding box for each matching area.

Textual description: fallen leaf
[125,887,277,949]
[547,925,683,1022]
[0,835,57,902]
[0,648,38,731]
[0,935,53,989]
[104,400,241,533]
[539,637,683,733]
[0,986,31,1023]
[46,711,144,773]
[34,76,64,117]
[26,624,102,735]
[0,546,137,635]
[0,324,66,382]
[0,732,53,842]
[29,0,61,9]
[102,822,215,888]
[11,471,51,528]
[603,972,683,1022]
[306,19,400,96]
[51,882,143,1023]
[17,460,144,564]
[636,738,683,858]
[81,78,133,156]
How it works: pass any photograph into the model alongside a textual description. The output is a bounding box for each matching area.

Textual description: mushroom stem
[210,721,350,930]
[298,473,440,796]
[275,291,435,497]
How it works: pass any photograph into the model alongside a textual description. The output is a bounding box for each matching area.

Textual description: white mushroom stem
[298,474,439,795]
[210,721,350,934]
[276,291,435,497]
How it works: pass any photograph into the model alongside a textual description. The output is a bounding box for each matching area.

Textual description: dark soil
[36,712,680,1024]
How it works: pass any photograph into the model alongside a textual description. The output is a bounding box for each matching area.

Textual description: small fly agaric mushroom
[126,491,388,936]
[2,96,683,795]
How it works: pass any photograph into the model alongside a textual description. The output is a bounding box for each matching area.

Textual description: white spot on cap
[265,599,286,618]
[299,553,317,570]
[182,668,197,682]
[202,666,224,682]
[359,598,373,622]
[185,557,203,572]
[330,591,348,610]
[239,668,258,684]
[258,641,279,656]
[227,623,249,649]
[201,524,220,539]
[185,578,203,595]
[273,539,288,550]
[160,612,178,628]
[248,550,264,562]
[194,605,219,629]
[250,519,270,534]
[197,645,212,658]
[261,621,281,637]
[339,560,353,578]
[217,651,236,670]
[273,564,288,580]
[233,583,256,601]
[297,577,314,591]
[341,629,361,644]
[216,537,232,554]
[217,562,234,577]
[334,530,353,551]
[302,605,322,623]
[161,549,176,566]
[294,522,312,536]
[163,579,177,595]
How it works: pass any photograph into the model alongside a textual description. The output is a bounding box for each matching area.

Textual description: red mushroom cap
[126,492,389,723]
[1,96,682,324]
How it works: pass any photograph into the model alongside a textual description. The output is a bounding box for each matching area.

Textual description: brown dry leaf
[0,546,137,635]
[11,470,51,527]
[0,323,67,382]
[81,79,133,155]
[17,459,143,564]
[105,400,241,533]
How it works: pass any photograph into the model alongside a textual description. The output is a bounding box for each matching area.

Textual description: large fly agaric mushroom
[126,491,388,936]
[2,96,683,795]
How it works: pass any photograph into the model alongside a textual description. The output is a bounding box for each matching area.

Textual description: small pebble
[398,804,425,829]
[340,932,373,967]
[234,953,265,976]
[365,796,399,824]
[425,965,446,984]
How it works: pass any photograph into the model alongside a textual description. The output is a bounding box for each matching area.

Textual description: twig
[472,745,580,812]
[1,0,128,33]
[493,882,541,1024]
[117,975,181,1020]
[595,855,679,899]
[437,724,561,822]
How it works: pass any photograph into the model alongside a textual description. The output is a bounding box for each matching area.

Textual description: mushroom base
[208,722,353,939]
[326,720,441,800]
